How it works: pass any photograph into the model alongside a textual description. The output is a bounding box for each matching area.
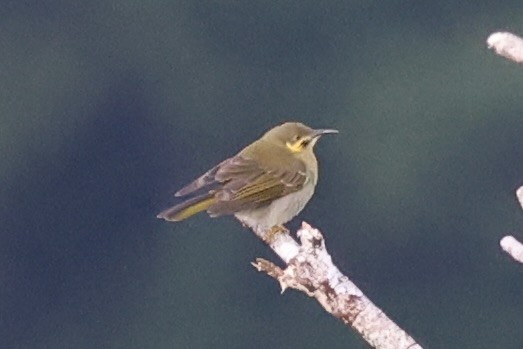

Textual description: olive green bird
[157,122,337,233]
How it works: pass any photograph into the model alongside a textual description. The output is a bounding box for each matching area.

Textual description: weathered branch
[500,235,523,264]
[487,31,523,64]
[487,32,523,263]
[500,186,523,264]
[251,222,423,349]
[516,186,523,211]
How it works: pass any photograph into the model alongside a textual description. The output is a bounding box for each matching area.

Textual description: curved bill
[311,128,339,138]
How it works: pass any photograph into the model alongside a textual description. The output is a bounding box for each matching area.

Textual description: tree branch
[486,32,523,264]
[251,222,423,349]
[500,235,523,264]
[487,31,523,64]
[500,186,523,264]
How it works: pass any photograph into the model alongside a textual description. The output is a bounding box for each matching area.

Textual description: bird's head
[262,122,338,154]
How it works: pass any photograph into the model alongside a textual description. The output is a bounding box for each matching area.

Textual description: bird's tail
[157,193,215,221]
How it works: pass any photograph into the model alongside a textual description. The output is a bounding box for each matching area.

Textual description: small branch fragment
[500,186,523,264]
[487,31,523,64]
[251,222,422,349]
[251,259,289,293]
[516,186,523,210]
[251,258,283,277]
[500,235,523,264]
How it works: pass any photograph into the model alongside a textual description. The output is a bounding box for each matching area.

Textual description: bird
[157,122,338,236]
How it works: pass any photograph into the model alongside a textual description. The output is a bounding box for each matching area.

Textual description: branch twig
[251,222,423,349]
[500,186,523,264]
[500,235,523,264]
[487,31,523,64]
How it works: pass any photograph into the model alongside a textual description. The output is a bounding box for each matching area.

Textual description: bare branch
[489,32,523,263]
[499,186,523,264]
[487,31,523,64]
[500,235,523,264]
[251,222,423,349]
[516,186,523,210]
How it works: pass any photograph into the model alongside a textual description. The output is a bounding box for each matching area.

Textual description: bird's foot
[263,225,289,244]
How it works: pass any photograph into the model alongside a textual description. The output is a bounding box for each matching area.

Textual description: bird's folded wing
[208,155,308,215]
[175,160,227,197]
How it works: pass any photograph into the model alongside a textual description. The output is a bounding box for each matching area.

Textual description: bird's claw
[263,225,289,244]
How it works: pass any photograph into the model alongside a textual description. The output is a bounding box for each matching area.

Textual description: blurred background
[2,1,523,348]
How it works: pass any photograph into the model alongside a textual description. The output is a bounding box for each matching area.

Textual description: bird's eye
[292,135,301,142]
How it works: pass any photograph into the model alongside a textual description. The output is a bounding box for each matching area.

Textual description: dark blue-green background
[2,1,523,348]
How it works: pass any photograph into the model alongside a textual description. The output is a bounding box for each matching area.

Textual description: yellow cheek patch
[286,140,304,153]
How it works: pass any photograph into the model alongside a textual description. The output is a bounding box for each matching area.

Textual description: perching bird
[157,122,337,234]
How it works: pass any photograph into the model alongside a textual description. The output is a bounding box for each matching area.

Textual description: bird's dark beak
[311,128,339,138]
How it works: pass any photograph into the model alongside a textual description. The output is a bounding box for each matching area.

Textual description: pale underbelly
[234,181,315,231]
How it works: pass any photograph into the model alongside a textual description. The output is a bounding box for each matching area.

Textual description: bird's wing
[175,159,228,197]
[207,154,309,216]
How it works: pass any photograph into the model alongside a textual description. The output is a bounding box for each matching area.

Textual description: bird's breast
[234,176,316,232]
